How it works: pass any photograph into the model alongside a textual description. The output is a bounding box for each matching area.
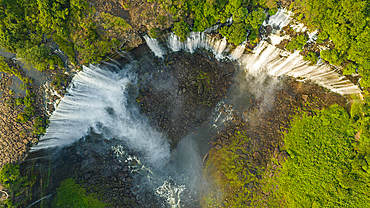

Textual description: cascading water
[36,63,170,168]
[31,7,363,208]
[145,8,361,95]
[241,37,360,94]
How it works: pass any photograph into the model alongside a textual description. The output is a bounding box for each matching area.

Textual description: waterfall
[35,64,170,168]
[263,8,292,30]
[144,35,166,58]
[144,8,361,95]
[241,38,360,94]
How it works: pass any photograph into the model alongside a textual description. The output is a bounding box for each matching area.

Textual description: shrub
[220,23,248,45]
[53,178,107,208]
[316,31,328,43]
[16,113,29,123]
[286,35,308,52]
[245,8,266,30]
[149,28,161,39]
[32,116,49,135]
[173,21,190,42]
[303,51,318,65]
[16,43,50,72]
[203,132,258,207]
[343,62,357,75]
[320,49,346,66]
[24,106,36,116]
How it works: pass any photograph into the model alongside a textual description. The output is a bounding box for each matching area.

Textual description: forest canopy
[293,0,370,91]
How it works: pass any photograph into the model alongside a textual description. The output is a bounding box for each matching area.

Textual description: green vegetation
[32,116,49,135]
[173,21,190,42]
[195,70,215,106]
[15,113,29,123]
[0,0,131,68]
[0,164,36,208]
[51,73,70,91]
[320,49,345,66]
[293,0,370,90]
[17,44,50,72]
[0,57,33,84]
[285,34,308,52]
[220,23,248,45]
[253,104,370,207]
[303,51,318,65]
[316,31,328,43]
[53,178,107,208]
[149,0,276,45]
[149,28,161,39]
[203,131,260,207]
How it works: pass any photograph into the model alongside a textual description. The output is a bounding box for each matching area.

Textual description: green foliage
[16,43,50,72]
[14,98,23,106]
[32,116,49,135]
[0,163,35,207]
[51,73,70,91]
[100,12,131,30]
[245,8,266,30]
[294,0,370,89]
[149,0,268,47]
[0,164,23,189]
[343,62,357,75]
[49,55,64,70]
[286,35,308,52]
[316,31,328,43]
[0,57,32,84]
[15,113,29,123]
[53,178,107,208]
[220,23,248,45]
[233,7,248,23]
[269,7,278,15]
[24,106,36,117]
[53,34,76,64]
[203,131,258,207]
[149,28,161,39]
[303,51,318,65]
[259,0,278,9]
[263,105,370,207]
[320,49,346,66]
[173,21,190,42]
[23,92,35,107]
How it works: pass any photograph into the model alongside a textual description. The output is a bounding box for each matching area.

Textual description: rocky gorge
[0,0,367,207]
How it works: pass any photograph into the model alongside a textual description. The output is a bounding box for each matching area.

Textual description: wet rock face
[133,46,235,148]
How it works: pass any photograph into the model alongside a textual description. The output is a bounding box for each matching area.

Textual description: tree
[16,43,50,72]
[245,8,266,30]
[286,35,308,52]
[220,23,247,45]
[173,21,190,42]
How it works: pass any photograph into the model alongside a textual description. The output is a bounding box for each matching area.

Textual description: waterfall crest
[144,9,361,95]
